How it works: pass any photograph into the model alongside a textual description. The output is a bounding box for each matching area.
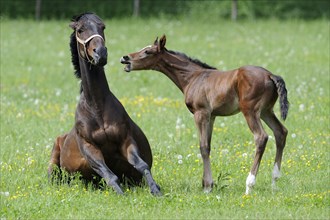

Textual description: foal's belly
[211,97,240,116]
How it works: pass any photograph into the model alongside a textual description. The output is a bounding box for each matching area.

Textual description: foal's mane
[168,50,217,70]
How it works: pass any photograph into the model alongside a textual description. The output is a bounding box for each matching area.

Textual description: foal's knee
[199,145,210,157]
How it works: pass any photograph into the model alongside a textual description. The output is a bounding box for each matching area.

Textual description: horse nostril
[123,55,129,60]
[95,47,107,57]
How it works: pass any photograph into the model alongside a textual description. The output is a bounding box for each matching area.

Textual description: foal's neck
[153,51,203,93]
[79,59,111,108]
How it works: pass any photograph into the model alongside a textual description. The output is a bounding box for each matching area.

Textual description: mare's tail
[270,75,289,120]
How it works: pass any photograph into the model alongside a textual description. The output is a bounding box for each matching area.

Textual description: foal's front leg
[194,111,215,193]
[124,139,162,196]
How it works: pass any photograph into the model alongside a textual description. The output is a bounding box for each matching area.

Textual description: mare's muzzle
[93,46,108,66]
[76,33,107,66]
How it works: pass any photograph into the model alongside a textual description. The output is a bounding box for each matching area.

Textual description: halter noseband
[76,32,104,63]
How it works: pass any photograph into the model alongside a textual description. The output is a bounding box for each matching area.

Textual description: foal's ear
[158,35,166,51]
[153,37,159,45]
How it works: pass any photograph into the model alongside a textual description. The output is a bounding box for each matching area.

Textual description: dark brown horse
[48,13,161,196]
[120,35,289,194]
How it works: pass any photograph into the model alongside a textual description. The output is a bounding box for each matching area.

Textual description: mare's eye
[77,26,85,34]
[145,50,151,55]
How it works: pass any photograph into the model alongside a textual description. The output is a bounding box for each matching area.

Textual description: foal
[120,35,289,194]
[48,13,161,196]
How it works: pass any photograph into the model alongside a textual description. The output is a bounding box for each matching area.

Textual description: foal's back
[185,65,277,117]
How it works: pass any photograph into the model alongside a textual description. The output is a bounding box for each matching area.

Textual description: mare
[120,35,289,194]
[48,13,161,196]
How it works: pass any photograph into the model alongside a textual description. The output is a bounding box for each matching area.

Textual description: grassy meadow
[0,17,329,219]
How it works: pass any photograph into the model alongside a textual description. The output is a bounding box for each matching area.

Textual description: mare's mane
[70,32,80,79]
[69,12,96,92]
[168,50,217,70]
[69,12,95,79]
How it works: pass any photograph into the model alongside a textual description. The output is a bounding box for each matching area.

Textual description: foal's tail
[270,75,289,120]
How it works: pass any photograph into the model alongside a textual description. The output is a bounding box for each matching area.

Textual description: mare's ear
[69,22,77,30]
[153,37,159,45]
[158,34,166,51]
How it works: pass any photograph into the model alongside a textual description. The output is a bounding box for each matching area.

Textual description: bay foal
[120,35,289,194]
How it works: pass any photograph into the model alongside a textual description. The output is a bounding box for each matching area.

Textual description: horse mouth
[120,57,131,72]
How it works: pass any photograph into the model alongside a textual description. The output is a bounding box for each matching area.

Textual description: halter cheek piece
[76,32,104,63]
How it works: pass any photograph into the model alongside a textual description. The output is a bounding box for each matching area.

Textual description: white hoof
[271,163,282,192]
[272,163,281,181]
[245,172,256,195]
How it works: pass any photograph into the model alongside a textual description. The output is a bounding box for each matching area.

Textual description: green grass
[1,17,329,219]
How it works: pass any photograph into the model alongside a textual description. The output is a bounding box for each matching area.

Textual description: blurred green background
[1,0,329,21]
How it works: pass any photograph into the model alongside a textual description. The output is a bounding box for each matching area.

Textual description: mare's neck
[152,51,202,93]
[79,59,111,108]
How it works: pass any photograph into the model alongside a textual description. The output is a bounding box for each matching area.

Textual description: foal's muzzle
[120,55,131,72]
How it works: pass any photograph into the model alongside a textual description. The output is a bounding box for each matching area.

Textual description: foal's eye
[145,50,151,55]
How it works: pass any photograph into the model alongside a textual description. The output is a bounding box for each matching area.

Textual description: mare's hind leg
[243,111,269,195]
[123,138,161,196]
[48,133,67,182]
[261,110,288,188]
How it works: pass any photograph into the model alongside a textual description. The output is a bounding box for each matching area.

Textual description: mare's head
[120,35,167,72]
[70,12,107,69]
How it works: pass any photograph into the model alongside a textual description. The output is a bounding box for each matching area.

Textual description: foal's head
[70,12,107,66]
[120,35,167,72]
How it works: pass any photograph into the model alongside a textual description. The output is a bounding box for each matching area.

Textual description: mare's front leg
[124,138,162,196]
[77,138,124,194]
[194,111,215,193]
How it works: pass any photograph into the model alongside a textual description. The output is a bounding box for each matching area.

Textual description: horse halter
[75,32,105,64]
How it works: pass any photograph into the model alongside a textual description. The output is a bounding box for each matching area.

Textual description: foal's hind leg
[261,110,288,189]
[243,111,269,194]
[124,139,161,196]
